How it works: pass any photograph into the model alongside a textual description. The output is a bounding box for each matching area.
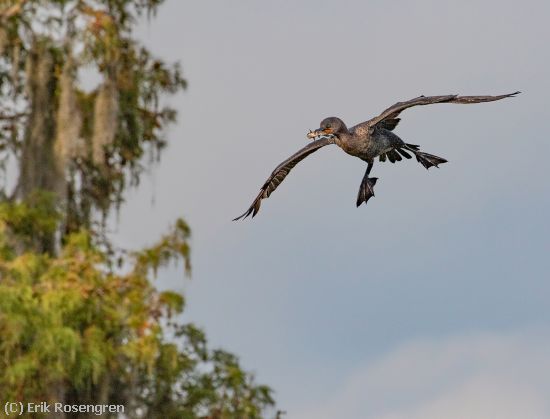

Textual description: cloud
[293,331,550,419]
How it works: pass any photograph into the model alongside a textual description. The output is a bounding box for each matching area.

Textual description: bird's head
[307,117,348,139]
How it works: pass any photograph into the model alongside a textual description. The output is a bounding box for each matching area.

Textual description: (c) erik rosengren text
[4,401,124,416]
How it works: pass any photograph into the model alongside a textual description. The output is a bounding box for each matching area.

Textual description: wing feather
[233,137,335,220]
[366,91,520,129]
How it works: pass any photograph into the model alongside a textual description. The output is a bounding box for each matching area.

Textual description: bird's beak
[307,128,333,139]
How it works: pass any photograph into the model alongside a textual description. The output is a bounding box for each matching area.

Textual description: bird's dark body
[234,92,519,220]
[340,126,405,162]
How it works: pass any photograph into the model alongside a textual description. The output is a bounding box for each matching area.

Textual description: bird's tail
[405,143,448,170]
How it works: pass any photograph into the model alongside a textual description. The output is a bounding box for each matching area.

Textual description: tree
[0,1,277,417]
[1,0,186,248]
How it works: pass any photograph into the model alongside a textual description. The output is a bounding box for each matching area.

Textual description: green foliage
[0,191,60,255]
[0,205,276,417]
[134,218,192,277]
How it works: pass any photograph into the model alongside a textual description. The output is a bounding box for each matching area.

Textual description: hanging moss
[92,79,118,165]
[0,27,7,56]
[10,39,19,88]
[54,55,83,171]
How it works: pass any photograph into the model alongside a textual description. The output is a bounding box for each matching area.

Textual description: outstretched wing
[233,136,335,220]
[366,91,520,129]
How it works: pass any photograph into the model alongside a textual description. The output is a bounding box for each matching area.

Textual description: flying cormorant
[234,92,519,220]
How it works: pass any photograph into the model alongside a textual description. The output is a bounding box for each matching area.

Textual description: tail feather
[414,151,448,169]
[389,150,402,162]
[397,148,412,159]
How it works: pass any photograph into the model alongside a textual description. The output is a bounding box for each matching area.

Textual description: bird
[233,92,520,220]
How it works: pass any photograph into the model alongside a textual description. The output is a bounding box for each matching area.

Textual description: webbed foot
[356,176,378,207]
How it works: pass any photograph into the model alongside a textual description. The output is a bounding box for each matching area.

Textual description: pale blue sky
[114,0,550,417]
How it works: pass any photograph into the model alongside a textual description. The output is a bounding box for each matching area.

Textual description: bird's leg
[356,161,378,207]
[366,160,373,176]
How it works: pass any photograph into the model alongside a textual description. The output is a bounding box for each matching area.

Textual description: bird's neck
[335,131,351,146]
